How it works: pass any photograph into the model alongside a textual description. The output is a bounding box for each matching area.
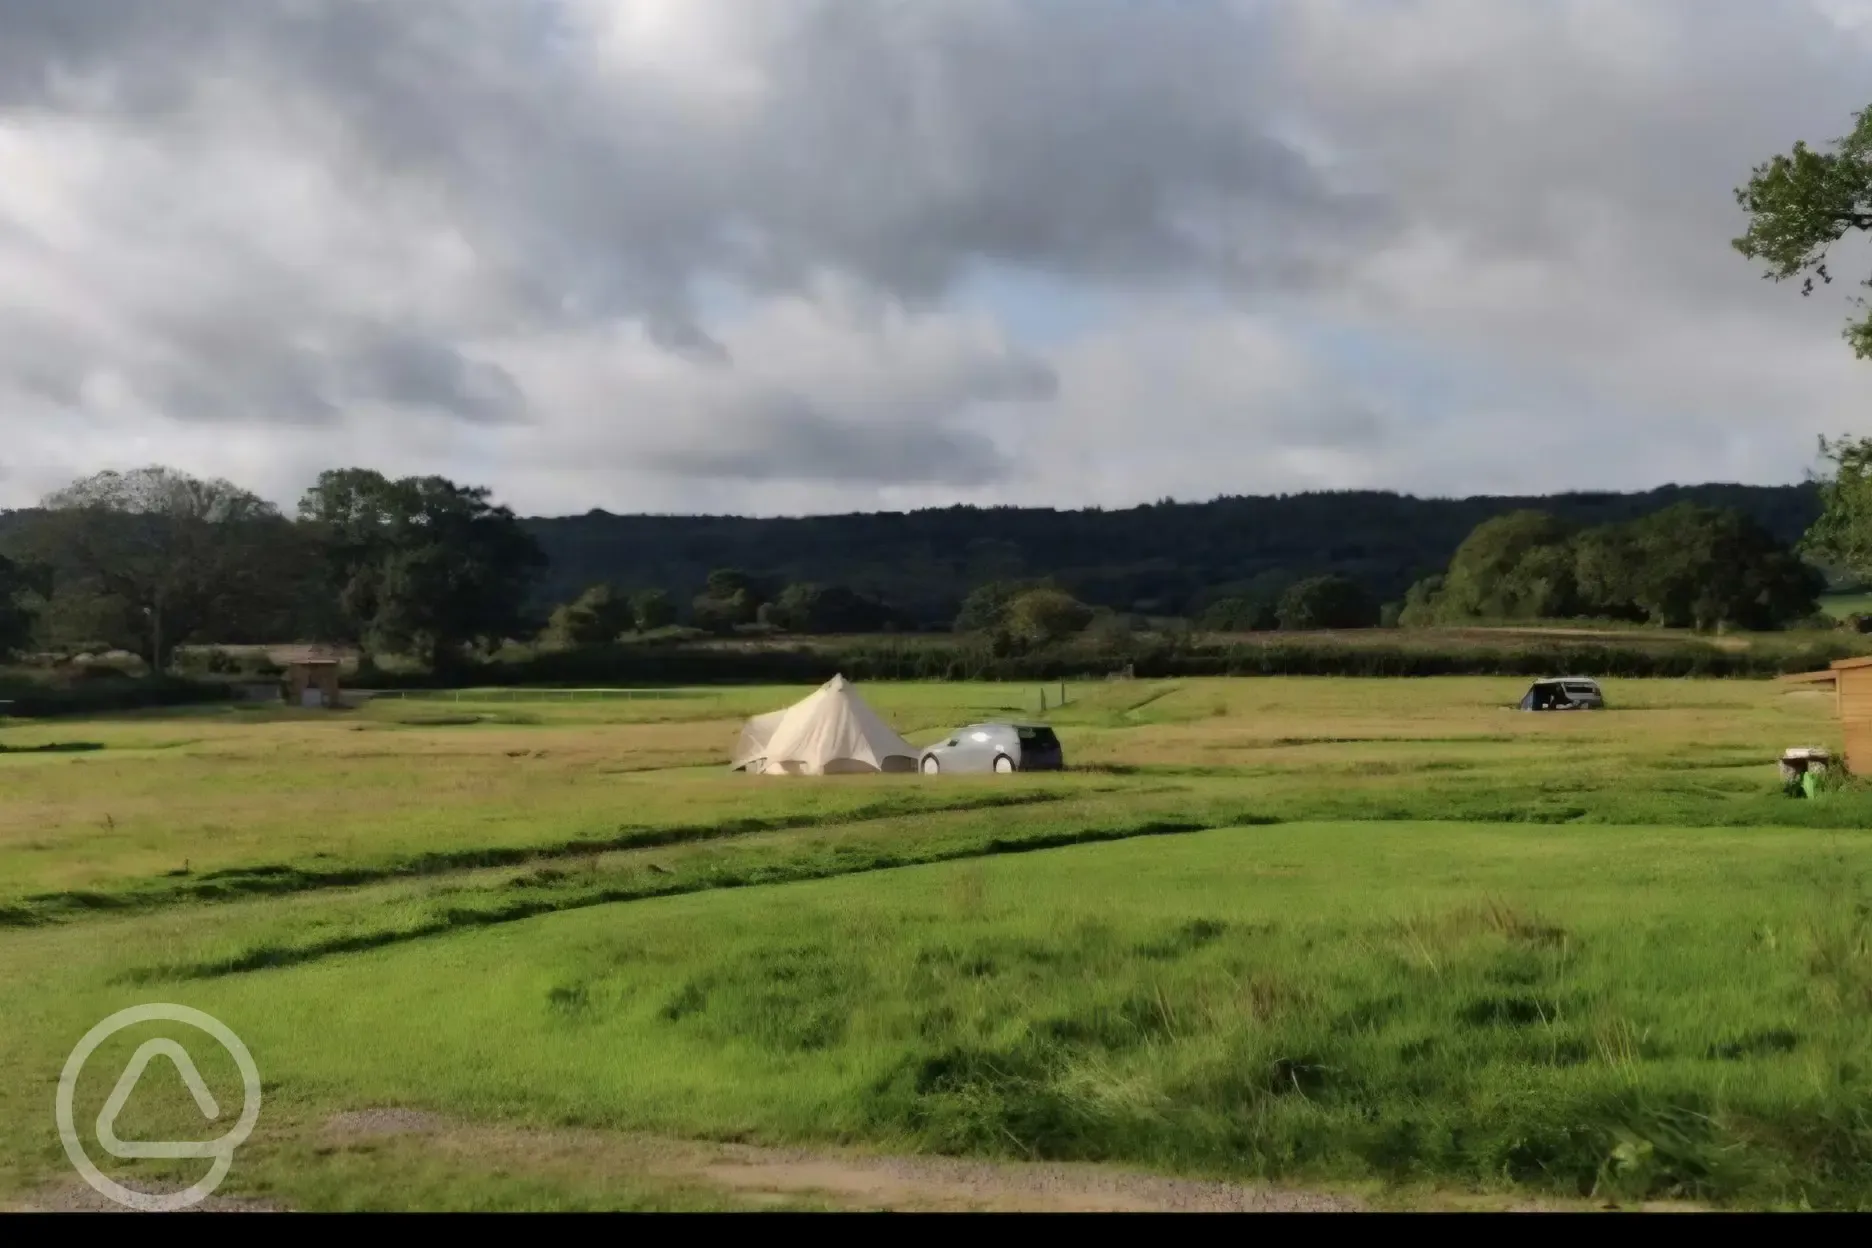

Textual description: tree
[1196,596,1278,632]
[1276,575,1379,630]
[762,582,828,633]
[1190,570,1292,630]
[763,582,903,633]
[1619,503,1821,631]
[1737,104,1872,600]
[1002,588,1094,645]
[0,552,45,657]
[294,467,405,658]
[1395,574,1446,627]
[953,579,1044,633]
[23,467,292,670]
[544,584,634,648]
[1734,106,1872,358]
[299,470,545,670]
[1570,525,1644,620]
[691,568,761,632]
[629,588,677,632]
[1436,510,1578,620]
[1801,435,1872,586]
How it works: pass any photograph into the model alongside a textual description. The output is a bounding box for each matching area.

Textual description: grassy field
[1822,591,1872,620]
[3,676,1871,1210]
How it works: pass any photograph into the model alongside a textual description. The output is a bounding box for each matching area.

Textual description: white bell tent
[730,675,918,775]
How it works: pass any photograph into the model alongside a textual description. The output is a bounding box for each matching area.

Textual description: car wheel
[921,756,941,775]
[993,755,1015,774]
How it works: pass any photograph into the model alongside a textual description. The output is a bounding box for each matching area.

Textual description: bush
[74,663,133,682]
[1198,597,1277,632]
[1277,576,1380,630]
[1003,589,1095,646]
[186,648,243,674]
[0,674,233,717]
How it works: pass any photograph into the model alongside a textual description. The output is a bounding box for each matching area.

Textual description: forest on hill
[523,483,1823,626]
[0,474,1834,686]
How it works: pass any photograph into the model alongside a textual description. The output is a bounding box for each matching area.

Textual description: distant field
[1822,591,1872,619]
[4,677,1871,1210]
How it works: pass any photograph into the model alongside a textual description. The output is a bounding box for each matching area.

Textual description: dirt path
[324,1108,1362,1212]
[13,1109,1702,1213]
[688,1146,1360,1212]
[326,1108,1362,1212]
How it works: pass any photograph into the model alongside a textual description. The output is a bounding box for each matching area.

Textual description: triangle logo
[95,1038,223,1160]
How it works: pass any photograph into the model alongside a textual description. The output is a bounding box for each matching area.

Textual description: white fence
[352,688,690,703]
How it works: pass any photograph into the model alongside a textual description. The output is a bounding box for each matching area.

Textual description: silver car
[919,722,1064,774]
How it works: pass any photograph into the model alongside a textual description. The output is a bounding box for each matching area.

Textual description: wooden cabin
[1779,656,1872,774]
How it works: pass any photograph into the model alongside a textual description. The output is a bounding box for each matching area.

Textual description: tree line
[0,467,544,673]
[522,483,1818,626]
[0,457,1851,678]
[1397,503,1825,631]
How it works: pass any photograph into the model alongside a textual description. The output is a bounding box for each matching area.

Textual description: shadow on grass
[121,812,1275,982]
[2,788,1097,927]
[0,741,105,754]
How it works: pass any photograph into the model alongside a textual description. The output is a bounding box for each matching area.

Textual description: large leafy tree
[544,584,635,648]
[1735,107,1872,583]
[1002,587,1094,645]
[21,467,291,670]
[1435,510,1579,620]
[629,588,677,632]
[690,568,762,633]
[1802,436,1872,583]
[1734,106,1872,358]
[298,470,545,671]
[953,578,1047,633]
[1619,504,1821,631]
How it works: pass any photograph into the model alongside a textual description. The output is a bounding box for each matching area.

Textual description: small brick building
[283,659,342,709]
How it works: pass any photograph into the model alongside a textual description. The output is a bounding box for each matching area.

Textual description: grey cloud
[0,1,1388,314]
[957,353,1059,404]
[342,334,527,424]
[2,1,1871,509]
[0,0,1369,479]
[1270,396,1389,450]
[645,316,733,368]
[651,396,1011,487]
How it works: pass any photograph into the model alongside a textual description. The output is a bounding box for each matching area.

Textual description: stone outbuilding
[282,658,342,709]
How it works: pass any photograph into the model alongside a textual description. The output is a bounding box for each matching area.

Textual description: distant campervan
[1518,678,1604,711]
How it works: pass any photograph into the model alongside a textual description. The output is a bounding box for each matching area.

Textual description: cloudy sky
[2,0,1871,517]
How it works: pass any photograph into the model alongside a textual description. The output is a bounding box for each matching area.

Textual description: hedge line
[358,635,1860,688]
[0,676,235,718]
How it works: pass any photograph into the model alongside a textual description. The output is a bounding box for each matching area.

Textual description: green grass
[4,676,1872,1209]
[1822,591,1872,620]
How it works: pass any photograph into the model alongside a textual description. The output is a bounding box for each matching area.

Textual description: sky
[2,0,1872,518]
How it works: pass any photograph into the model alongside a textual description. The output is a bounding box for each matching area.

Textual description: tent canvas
[732,709,790,773]
[731,675,918,775]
